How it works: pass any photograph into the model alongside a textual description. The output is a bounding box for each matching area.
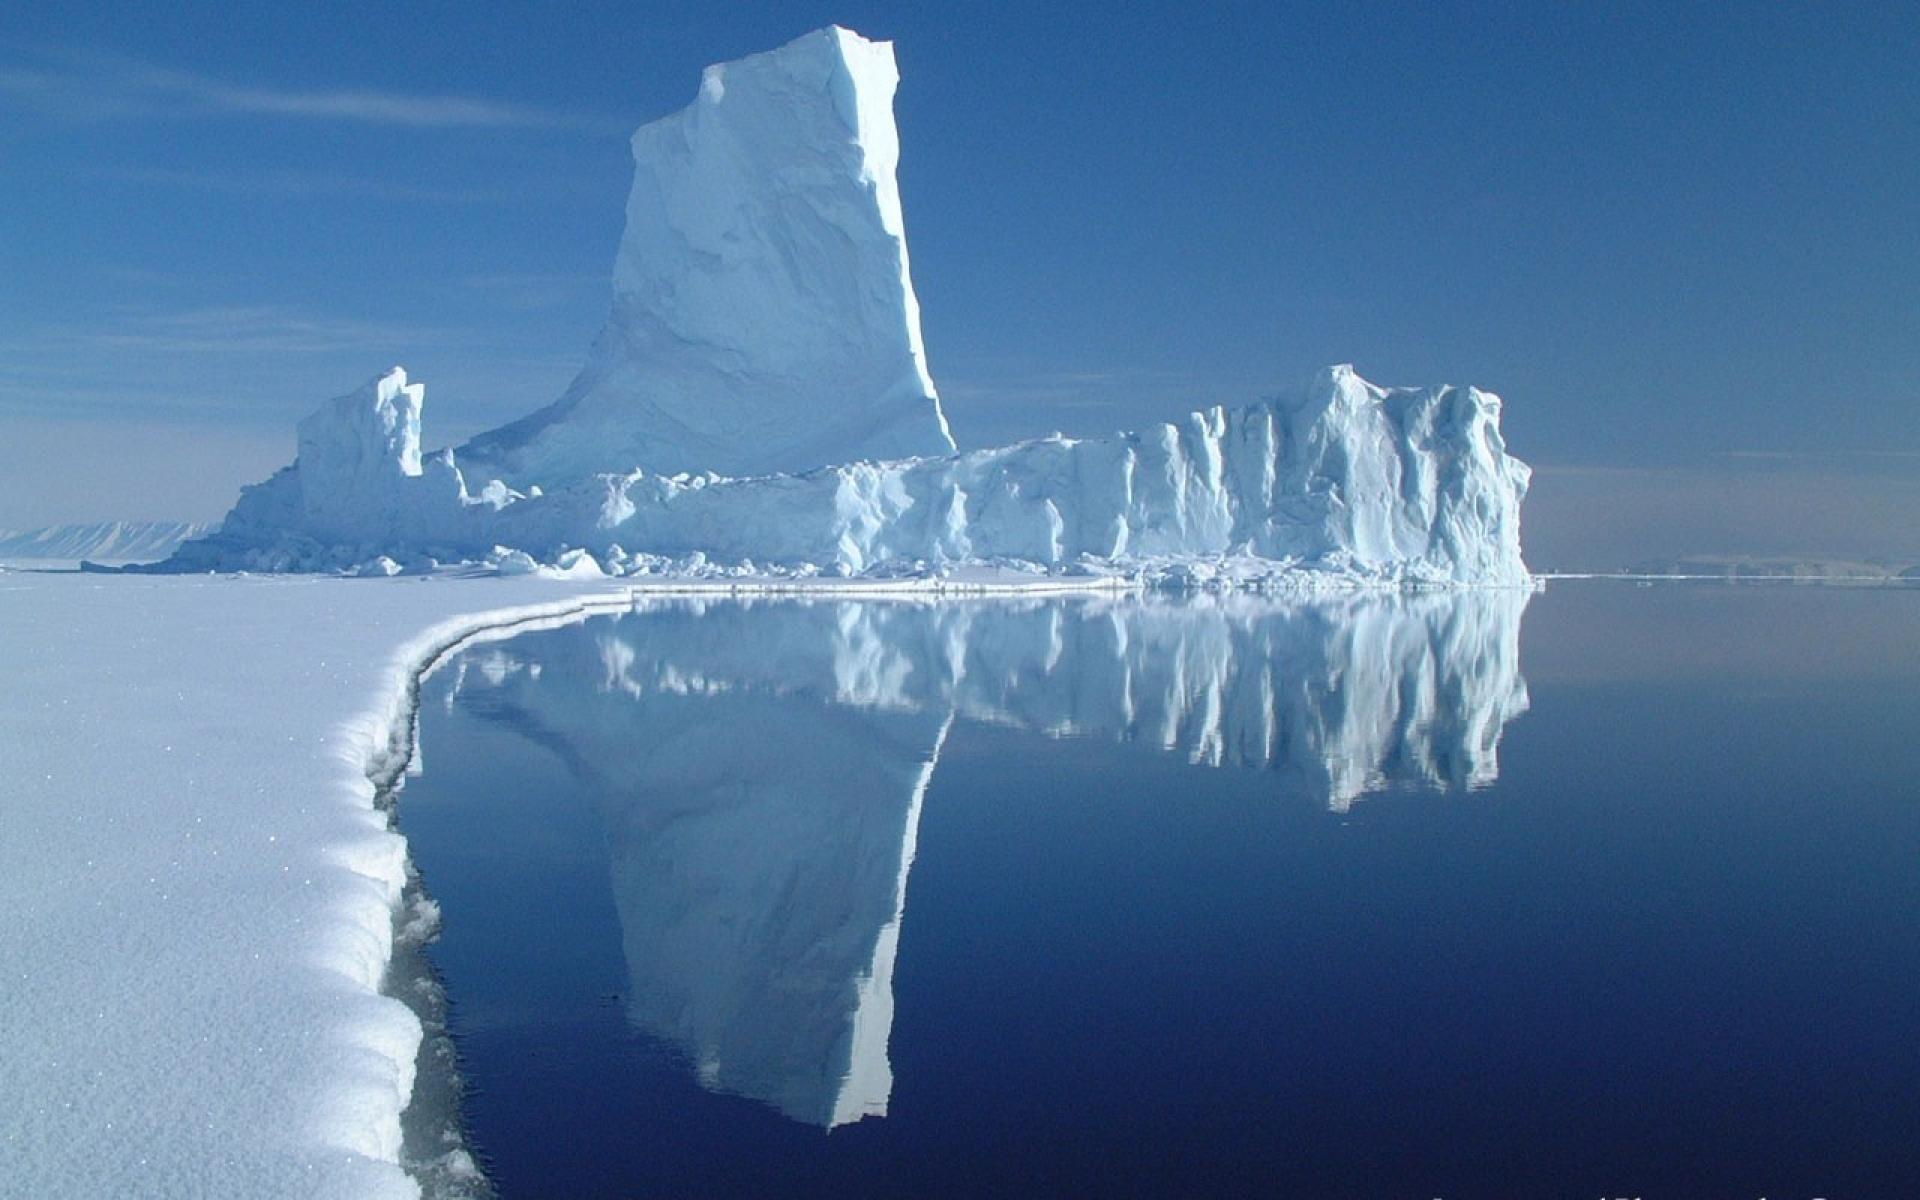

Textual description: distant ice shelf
[0,519,214,563]
[157,26,1532,587]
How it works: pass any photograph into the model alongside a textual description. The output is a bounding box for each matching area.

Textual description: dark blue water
[400,583,1920,1198]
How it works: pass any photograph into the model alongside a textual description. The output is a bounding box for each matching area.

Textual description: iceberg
[160,27,1531,587]
[0,571,645,1200]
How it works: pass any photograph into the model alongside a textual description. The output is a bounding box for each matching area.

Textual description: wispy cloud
[936,364,1291,443]
[0,47,623,133]
[82,305,438,355]
[0,302,578,427]
[0,305,445,366]
[456,271,605,312]
[1715,448,1920,462]
[938,365,1222,409]
[1533,456,1920,482]
[78,164,603,206]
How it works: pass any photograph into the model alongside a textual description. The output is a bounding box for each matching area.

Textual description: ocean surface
[398,581,1920,1197]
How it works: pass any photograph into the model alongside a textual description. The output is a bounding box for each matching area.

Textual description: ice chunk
[356,555,403,577]
[489,546,540,576]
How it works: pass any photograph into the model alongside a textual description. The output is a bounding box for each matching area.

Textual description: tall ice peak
[459,25,956,484]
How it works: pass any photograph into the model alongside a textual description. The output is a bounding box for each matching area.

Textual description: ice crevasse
[162,26,1532,587]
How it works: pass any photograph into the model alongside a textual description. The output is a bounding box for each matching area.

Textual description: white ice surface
[0,571,635,1199]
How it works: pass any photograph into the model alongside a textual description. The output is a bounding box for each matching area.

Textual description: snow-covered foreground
[0,576,642,1194]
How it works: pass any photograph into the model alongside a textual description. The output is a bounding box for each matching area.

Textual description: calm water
[400,582,1920,1198]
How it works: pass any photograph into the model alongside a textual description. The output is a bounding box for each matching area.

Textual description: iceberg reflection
[435,590,1531,1128]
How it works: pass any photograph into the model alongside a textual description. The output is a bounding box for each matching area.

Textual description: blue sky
[1,1,1915,565]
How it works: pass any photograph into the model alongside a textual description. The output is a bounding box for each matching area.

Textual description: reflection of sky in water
[431,592,1533,1127]
[400,584,1920,1198]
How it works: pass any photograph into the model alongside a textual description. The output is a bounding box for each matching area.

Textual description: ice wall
[170,363,1530,584]
[568,363,1530,584]
[459,26,955,482]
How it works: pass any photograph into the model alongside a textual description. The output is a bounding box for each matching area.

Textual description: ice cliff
[161,27,1532,586]
[460,26,954,481]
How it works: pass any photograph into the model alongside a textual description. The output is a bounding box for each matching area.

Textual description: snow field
[0,573,633,1198]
